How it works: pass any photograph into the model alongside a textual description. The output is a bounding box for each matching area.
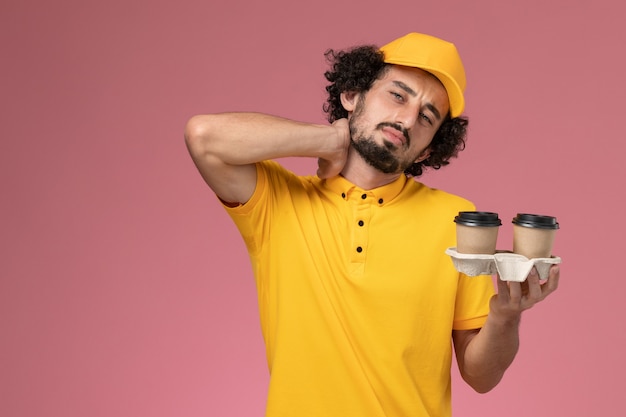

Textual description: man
[185,32,559,417]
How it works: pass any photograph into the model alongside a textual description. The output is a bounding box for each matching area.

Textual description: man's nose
[393,105,419,129]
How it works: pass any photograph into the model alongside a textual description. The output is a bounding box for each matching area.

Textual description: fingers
[541,264,560,297]
[525,265,560,302]
[496,273,510,298]
[317,157,337,179]
[526,268,542,300]
[316,158,328,178]
[317,120,350,179]
[495,264,560,313]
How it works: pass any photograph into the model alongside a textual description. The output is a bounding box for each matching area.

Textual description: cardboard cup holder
[445,248,561,282]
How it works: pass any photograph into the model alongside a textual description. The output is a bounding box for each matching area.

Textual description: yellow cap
[380,33,466,117]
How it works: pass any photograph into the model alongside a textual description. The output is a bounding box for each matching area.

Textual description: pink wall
[2,0,624,416]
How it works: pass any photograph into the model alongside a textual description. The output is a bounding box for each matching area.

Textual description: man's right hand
[316,118,351,179]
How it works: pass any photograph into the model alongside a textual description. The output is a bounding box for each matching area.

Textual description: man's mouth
[380,124,409,147]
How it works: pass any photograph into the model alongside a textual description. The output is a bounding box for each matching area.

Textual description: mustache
[376,122,410,146]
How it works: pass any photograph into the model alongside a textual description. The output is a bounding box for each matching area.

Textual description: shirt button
[358,220,364,227]
[341,193,346,198]
[361,194,367,199]
[356,246,363,253]
[378,198,384,204]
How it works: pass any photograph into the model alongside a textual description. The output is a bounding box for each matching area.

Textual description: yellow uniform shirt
[225,161,494,417]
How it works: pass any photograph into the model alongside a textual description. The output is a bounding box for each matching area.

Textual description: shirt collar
[324,174,407,206]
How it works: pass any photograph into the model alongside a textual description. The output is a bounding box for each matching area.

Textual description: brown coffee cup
[454,211,502,254]
[512,213,559,259]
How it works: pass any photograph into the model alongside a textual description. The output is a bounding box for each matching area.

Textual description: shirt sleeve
[221,161,289,256]
[452,273,495,330]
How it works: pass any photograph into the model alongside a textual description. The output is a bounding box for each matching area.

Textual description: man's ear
[415,147,431,163]
[340,91,359,112]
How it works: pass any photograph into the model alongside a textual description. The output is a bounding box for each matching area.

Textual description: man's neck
[340,147,403,190]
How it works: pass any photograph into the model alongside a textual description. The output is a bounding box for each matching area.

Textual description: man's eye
[419,113,433,125]
[391,92,403,101]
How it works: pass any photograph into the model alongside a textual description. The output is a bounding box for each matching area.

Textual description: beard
[350,134,402,174]
[348,98,413,174]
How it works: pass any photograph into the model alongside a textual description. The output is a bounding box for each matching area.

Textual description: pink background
[2,0,624,416]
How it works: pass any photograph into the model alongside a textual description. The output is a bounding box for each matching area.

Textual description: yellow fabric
[224,161,494,417]
[380,32,466,117]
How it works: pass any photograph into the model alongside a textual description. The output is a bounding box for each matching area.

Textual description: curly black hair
[322,45,468,177]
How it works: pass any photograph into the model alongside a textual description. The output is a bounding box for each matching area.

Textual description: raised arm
[184,112,350,204]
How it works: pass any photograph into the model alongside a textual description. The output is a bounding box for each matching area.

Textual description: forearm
[459,313,521,393]
[457,267,560,393]
[185,112,342,165]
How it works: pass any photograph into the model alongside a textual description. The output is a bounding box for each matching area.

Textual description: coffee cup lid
[512,213,559,229]
[454,211,502,227]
